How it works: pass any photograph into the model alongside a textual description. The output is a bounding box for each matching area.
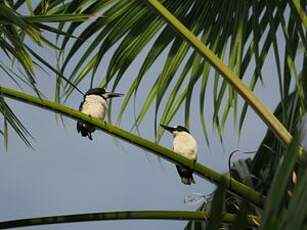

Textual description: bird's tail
[77,121,95,140]
[176,165,196,185]
[181,175,195,185]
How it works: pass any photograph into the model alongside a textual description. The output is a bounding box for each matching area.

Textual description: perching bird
[160,124,198,185]
[77,88,123,140]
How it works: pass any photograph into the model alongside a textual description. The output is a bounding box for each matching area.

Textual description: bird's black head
[85,88,106,96]
[85,88,124,99]
[174,125,190,133]
[160,124,190,133]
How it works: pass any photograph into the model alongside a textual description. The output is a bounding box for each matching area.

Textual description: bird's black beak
[107,92,124,98]
[160,124,175,133]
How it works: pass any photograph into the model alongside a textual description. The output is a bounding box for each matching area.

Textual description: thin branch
[0,86,265,208]
[144,0,292,145]
[0,210,260,229]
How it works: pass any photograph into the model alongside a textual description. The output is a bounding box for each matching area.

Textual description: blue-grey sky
[0,6,291,229]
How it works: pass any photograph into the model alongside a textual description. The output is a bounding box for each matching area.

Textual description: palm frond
[186,88,305,229]
[0,95,33,148]
[57,0,304,143]
[260,132,301,229]
[0,1,91,145]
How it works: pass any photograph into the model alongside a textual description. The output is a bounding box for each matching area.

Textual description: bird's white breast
[173,132,197,161]
[81,95,107,120]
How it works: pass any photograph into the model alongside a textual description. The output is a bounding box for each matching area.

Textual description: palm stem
[0,210,260,229]
[144,0,292,145]
[0,86,264,207]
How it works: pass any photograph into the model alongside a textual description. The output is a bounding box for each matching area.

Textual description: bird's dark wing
[77,120,82,133]
[78,101,84,111]
[77,101,84,133]
[176,165,194,181]
[176,165,193,178]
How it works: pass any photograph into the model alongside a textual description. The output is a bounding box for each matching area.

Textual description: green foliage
[261,132,301,229]
[53,0,303,142]
[0,0,305,147]
[0,96,33,148]
[0,0,88,145]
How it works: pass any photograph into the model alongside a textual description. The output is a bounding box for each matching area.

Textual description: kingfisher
[160,124,198,185]
[77,88,123,140]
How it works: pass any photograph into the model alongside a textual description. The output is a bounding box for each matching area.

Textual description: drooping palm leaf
[186,87,305,229]
[260,132,301,229]
[56,0,304,143]
[281,160,307,230]
[0,96,33,148]
[0,1,89,146]
[2,0,304,146]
